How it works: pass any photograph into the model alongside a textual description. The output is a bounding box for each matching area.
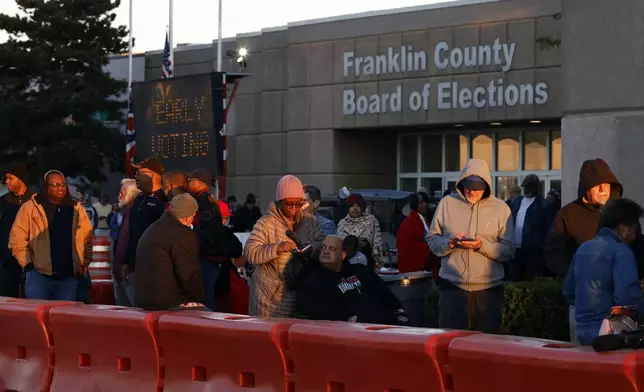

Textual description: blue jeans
[76,273,91,304]
[25,270,78,301]
[200,259,220,312]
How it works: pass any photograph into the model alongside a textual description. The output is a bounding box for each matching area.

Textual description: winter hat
[4,162,28,185]
[275,175,304,201]
[189,168,212,186]
[347,193,366,209]
[169,193,198,219]
[217,200,231,218]
[133,157,164,176]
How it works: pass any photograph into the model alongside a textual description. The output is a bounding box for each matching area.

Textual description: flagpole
[168,0,174,64]
[127,0,133,102]
[217,0,222,72]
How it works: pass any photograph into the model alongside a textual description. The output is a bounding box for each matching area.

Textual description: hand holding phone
[292,244,312,254]
[458,235,482,250]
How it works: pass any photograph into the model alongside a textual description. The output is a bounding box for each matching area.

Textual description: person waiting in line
[82,195,98,231]
[428,159,515,334]
[295,235,409,326]
[111,179,140,307]
[134,193,207,311]
[397,191,439,278]
[214,200,248,314]
[563,198,644,345]
[231,193,262,232]
[243,175,324,317]
[337,193,384,270]
[162,169,189,201]
[187,168,227,311]
[506,185,522,207]
[343,235,368,266]
[303,184,336,236]
[508,175,554,281]
[546,188,562,214]
[122,158,167,305]
[226,195,239,216]
[543,158,644,342]
[9,170,93,301]
[0,163,35,297]
[93,195,112,234]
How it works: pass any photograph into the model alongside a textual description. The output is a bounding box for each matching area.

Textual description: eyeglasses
[283,201,305,209]
[47,182,66,189]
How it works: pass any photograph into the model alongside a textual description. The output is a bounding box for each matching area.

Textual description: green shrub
[424,278,570,341]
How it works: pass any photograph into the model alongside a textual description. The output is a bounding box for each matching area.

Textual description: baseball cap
[217,200,231,218]
[461,176,487,191]
[133,158,164,176]
[188,168,212,186]
[169,193,198,219]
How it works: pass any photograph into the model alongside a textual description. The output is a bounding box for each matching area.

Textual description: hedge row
[425,278,570,341]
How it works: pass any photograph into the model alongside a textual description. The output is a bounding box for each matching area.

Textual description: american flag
[125,110,136,178]
[161,30,173,79]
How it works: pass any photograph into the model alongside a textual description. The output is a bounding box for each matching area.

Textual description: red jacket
[396,212,439,279]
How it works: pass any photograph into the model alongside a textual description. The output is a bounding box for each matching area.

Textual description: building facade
[141,0,643,208]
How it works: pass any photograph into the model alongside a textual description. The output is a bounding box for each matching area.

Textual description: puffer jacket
[243,202,324,317]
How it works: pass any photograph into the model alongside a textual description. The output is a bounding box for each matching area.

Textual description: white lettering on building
[341,37,549,115]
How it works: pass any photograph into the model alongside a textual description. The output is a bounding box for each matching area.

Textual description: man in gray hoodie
[427,158,515,333]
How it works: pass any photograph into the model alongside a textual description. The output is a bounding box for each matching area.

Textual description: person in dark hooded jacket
[543,158,644,343]
[0,163,35,297]
[543,158,644,278]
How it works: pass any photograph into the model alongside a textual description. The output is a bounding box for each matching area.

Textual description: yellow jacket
[9,194,93,276]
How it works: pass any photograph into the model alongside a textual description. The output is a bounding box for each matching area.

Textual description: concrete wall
[560,0,644,205]
[143,0,563,208]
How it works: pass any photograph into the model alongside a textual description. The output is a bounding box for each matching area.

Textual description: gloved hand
[348,315,358,323]
[394,309,410,326]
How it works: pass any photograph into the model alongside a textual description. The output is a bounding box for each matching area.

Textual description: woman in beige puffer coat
[243,175,323,317]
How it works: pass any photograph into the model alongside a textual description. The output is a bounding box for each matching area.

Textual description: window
[496,133,519,171]
[445,134,467,172]
[421,177,443,198]
[400,136,417,173]
[472,134,493,170]
[398,128,562,197]
[551,131,561,170]
[496,176,518,199]
[400,178,417,192]
[523,131,547,171]
[421,135,442,172]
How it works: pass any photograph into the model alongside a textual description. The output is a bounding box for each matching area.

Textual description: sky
[0,0,449,53]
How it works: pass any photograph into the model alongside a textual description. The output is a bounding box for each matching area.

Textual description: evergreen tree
[0,0,129,183]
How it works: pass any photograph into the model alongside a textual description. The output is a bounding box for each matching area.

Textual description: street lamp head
[238,47,248,57]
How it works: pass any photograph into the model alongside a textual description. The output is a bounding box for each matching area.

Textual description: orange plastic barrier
[0,298,74,392]
[157,311,294,391]
[90,235,112,280]
[288,321,478,392]
[448,334,644,392]
[89,279,116,305]
[48,304,162,392]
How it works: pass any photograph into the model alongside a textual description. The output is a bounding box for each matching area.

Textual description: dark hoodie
[543,158,643,278]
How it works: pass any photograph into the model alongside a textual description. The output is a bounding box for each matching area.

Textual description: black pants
[438,280,503,333]
[0,262,22,298]
[508,247,542,282]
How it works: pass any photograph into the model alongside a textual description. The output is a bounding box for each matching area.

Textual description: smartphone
[459,237,476,242]
[292,244,312,254]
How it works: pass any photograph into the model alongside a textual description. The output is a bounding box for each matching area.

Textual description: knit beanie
[169,193,198,219]
[4,162,29,185]
[275,175,304,201]
[347,193,366,209]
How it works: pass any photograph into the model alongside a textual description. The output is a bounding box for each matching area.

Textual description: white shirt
[418,212,429,235]
[514,196,535,247]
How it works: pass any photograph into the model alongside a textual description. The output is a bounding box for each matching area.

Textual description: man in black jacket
[134,193,206,311]
[122,158,167,305]
[296,235,409,325]
[509,174,554,281]
[188,168,227,311]
[0,163,34,297]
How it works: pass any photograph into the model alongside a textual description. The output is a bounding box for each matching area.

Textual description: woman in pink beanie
[244,175,324,317]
